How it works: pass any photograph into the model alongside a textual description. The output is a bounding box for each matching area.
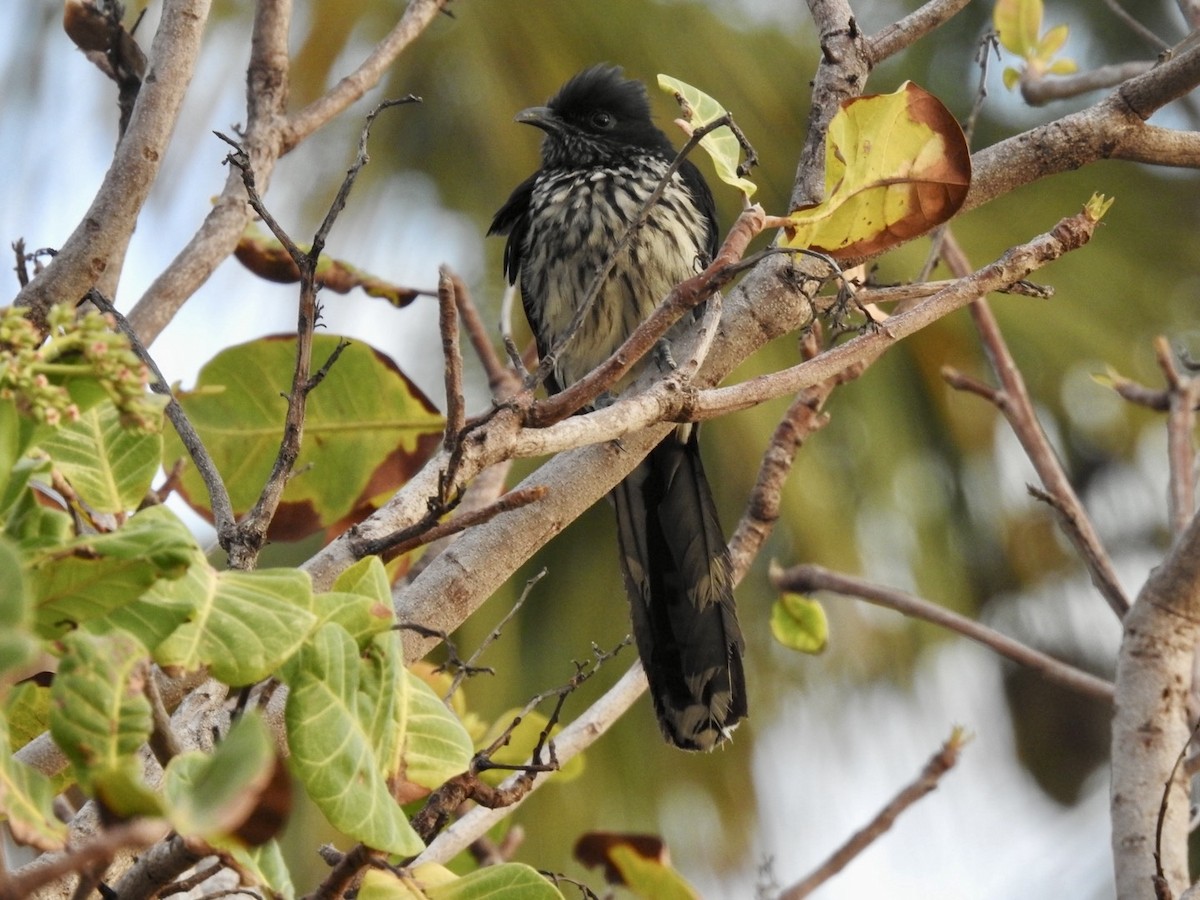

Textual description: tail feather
[612,426,747,751]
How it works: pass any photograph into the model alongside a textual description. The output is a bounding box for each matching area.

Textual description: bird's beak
[515,106,560,133]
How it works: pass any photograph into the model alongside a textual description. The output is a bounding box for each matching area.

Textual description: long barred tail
[611,426,747,751]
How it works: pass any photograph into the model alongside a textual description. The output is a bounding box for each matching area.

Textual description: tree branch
[778,731,966,900]
[777,565,1115,702]
[14,0,213,328]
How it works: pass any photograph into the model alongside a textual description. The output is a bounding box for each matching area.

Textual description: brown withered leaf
[234,229,426,308]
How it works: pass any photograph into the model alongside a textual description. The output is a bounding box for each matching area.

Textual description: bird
[489,65,746,751]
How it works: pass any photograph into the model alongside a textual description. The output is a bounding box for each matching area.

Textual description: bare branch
[937,232,1131,617]
[1152,336,1200,536]
[415,662,651,866]
[968,43,1200,213]
[438,267,467,453]
[776,564,1115,702]
[127,0,446,345]
[15,0,214,328]
[1020,61,1155,106]
[1112,511,1200,896]
[778,731,966,899]
[866,0,972,64]
[0,820,170,900]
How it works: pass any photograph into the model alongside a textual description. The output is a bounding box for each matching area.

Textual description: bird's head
[517,65,675,168]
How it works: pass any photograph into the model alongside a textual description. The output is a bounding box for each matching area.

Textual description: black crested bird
[489,65,746,751]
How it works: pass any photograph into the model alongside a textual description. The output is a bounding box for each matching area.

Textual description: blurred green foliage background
[4,0,1199,895]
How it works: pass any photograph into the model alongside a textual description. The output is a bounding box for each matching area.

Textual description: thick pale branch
[866,0,972,65]
[13,0,213,325]
[1112,511,1200,898]
[127,0,447,345]
[1020,61,1153,106]
[968,43,1200,212]
[126,0,292,343]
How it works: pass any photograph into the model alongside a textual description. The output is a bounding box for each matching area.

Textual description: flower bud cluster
[0,303,163,431]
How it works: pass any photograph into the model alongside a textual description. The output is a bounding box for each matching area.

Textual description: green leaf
[0,399,46,520]
[392,664,474,797]
[0,715,68,851]
[163,335,443,542]
[0,536,38,680]
[5,478,71,551]
[657,74,757,197]
[4,683,51,752]
[1002,66,1022,91]
[313,555,398,647]
[770,593,829,654]
[164,712,285,842]
[34,400,162,513]
[994,0,1043,56]
[282,624,424,856]
[154,567,317,686]
[224,840,296,899]
[49,630,160,816]
[779,82,971,258]
[30,505,195,640]
[477,709,582,787]
[609,845,699,900]
[101,544,206,651]
[359,863,565,900]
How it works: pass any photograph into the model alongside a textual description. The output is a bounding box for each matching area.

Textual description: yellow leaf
[994,0,1043,57]
[657,74,758,197]
[1002,66,1022,91]
[1036,23,1070,60]
[1084,193,1115,222]
[1047,58,1079,75]
[780,82,971,258]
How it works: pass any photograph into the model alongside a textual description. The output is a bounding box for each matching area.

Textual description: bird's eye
[590,110,615,130]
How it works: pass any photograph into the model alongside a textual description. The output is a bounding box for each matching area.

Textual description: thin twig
[728,327,852,582]
[776,564,1115,702]
[438,267,467,454]
[86,289,237,538]
[217,100,415,567]
[1154,718,1200,898]
[144,671,181,767]
[446,568,548,699]
[446,269,518,397]
[1103,0,1172,50]
[355,485,548,562]
[778,730,967,899]
[938,231,1131,617]
[304,843,381,900]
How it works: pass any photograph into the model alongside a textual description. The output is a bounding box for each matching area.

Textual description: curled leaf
[656,74,757,197]
[770,593,828,654]
[780,82,971,258]
[235,229,426,308]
